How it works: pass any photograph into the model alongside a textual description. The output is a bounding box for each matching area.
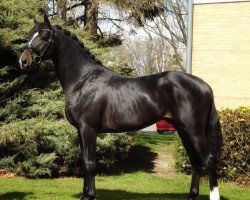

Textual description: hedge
[174,107,250,185]
[0,119,133,178]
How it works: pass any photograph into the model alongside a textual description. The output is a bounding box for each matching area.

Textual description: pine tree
[53,0,163,35]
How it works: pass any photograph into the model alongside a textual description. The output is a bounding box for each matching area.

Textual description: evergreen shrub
[0,119,133,178]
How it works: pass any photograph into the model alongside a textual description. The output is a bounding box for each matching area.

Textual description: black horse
[20,15,222,200]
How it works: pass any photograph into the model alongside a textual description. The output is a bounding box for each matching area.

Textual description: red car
[156,120,175,133]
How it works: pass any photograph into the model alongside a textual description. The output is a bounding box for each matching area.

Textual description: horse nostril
[34,56,41,64]
[22,59,27,65]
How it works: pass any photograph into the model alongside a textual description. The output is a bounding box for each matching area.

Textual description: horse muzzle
[19,49,38,71]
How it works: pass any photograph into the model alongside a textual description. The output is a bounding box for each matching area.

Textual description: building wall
[192,2,250,109]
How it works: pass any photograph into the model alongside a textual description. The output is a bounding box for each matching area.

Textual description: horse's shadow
[0,191,33,200]
[118,145,158,172]
[98,145,158,174]
[73,189,229,200]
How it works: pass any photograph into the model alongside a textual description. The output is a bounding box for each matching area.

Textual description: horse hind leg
[207,154,220,200]
[178,130,202,200]
[186,130,220,200]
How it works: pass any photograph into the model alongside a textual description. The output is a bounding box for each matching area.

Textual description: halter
[28,28,53,65]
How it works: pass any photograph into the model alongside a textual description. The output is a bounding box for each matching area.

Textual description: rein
[28,29,53,64]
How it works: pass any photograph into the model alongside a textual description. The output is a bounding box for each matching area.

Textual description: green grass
[117,134,176,173]
[0,173,249,200]
[134,133,177,153]
[0,134,249,200]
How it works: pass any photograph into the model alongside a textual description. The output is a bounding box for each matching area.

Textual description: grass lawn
[134,133,176,154]
[0,173,249,200]
[0,134,249,200]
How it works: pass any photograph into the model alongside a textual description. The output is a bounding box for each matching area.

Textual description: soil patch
[0,169,17,178]
[152,151,177,179]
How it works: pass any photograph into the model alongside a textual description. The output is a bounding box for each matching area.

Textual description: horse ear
[34,19,39,26]
[44,13,51,29]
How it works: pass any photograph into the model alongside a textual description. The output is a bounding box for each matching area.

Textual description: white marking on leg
[28,32,39,46]
[210,187,220,200]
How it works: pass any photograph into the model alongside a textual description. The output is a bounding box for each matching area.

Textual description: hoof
[188,194,199,200]
[81,197,95,200]
[81,195,96,200]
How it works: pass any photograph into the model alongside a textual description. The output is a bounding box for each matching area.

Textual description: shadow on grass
[99,145,157,175]
[97,134,177,175]
[120,145,157,172]
[0,191,33,200]
[73,189,229,200]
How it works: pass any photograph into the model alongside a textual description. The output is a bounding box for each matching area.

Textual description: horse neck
[52,30,105,94]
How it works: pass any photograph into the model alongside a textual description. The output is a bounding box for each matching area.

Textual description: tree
[84,0,99,34]
[143,0,188,71]
[115,34,182,76]
[47,0,164,35]
[54,0,187,70]
[57,0,67,21]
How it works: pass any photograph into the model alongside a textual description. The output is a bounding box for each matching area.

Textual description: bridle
[27,28,54,65]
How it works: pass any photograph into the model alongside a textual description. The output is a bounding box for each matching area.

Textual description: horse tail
[207,99,223,154]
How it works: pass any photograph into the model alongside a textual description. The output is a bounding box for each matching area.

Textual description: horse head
[19,14,54,71]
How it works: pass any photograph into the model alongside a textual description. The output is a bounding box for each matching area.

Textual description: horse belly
[101,101,160,133]
[101,118,158,133]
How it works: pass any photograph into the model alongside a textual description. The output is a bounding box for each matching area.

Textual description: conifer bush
[174,107,250,185]
[0,118,133,178]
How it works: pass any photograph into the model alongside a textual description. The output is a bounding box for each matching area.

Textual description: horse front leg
[80,125,97,200]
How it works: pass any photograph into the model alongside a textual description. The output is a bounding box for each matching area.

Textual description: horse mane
[54,25,102,65]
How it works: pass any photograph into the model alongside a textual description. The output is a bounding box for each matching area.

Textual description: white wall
[191,1,250,108]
